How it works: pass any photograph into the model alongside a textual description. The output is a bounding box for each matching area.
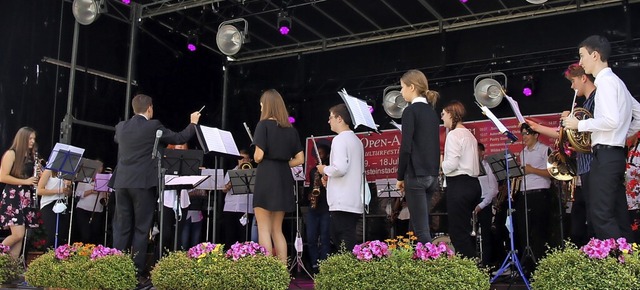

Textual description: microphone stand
[156,149,166,258]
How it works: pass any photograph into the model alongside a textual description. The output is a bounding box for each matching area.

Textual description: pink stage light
[187,43,197,52]
[522,87,533,97]
[288,116,296,123]
[122,0,131,4]
[279,26,290,35]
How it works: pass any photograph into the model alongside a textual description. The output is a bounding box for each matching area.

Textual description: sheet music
[165,175,210,187]
[375,178,401,197]
[478,105,509,133]
[291,165,305,181]
[338,88,378,132]
[197,125,240,156]
[390,120,402,131]
[46,143,85,173]
[197,169,226,190]
[504,95,525,124]
[94,173,112,191]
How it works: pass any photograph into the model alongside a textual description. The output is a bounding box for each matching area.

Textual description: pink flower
[352,240,389,261]
[225,241,268,261]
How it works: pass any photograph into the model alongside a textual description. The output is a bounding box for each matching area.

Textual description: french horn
[565,107,592,153]
[547,125,578,181]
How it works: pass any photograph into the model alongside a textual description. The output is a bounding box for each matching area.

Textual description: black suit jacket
[112,115,196,189]
[397,102,440,180]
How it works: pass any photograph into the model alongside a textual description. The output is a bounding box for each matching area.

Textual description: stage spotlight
[187,32,198,52]
[288,116,296,124]
[522,75,535,97]
[122,0,130,4]
[72,0,107,25]
[278,11,292,35]
[473,72,507,108]
[216,18,248,56]
[526,0,548,4]
[460,0,468,3]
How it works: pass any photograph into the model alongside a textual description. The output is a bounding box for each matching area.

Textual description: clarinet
[32,151,40,208]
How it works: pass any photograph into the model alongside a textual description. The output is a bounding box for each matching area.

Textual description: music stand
[44,143,85,248]
[228,168,257,242]
[488,149,529,289]
[161,150,205,252]
[198,168,226,242]
[95,173,112,245]
[66,158,102,245]
[162,149,204,176]
[196,125,241,243]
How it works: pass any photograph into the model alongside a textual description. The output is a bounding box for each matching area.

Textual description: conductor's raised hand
[190,111,201,125]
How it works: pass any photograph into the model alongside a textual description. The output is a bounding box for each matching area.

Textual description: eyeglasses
[522,131,532,136]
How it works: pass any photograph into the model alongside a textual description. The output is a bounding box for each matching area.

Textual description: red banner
[303,113,560,187]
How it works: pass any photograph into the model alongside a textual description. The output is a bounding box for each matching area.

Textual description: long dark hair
[8,127,36,178]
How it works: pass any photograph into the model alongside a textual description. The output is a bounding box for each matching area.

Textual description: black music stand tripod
[288,166,313,280]
[228,168,257,242]
[487,147,529,289]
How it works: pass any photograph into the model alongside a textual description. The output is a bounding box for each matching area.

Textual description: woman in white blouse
[441,100,482,259]
[36,169,72,248]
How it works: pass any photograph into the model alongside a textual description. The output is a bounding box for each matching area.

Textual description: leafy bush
[315,234,489,290]
[24,243,136,290]
[0,245,22,284]
[151,242,290,290]
[532,239,640,290]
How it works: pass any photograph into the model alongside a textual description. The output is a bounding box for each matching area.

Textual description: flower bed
[24,243,137,290]
[151,241,290,290]
[315,233,489,290]
[532,238,640,290]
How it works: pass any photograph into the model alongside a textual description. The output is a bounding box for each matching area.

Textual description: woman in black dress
[253,89,304,264]
[0,127,39,260]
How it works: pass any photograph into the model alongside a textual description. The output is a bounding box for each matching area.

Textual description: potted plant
[0,244,22,285]
[532,238,640,290]
[315,233,489,289]
[24,243,137,290]
[151,241,290,290]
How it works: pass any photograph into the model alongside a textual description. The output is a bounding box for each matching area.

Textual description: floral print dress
[0,153,39,228]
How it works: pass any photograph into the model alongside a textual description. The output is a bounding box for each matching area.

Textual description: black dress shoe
[135,277,153,290]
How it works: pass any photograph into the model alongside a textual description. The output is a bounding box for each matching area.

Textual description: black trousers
[445,175,481,259]
[222,211,252,249]
[330,211,359,252]
[41,202,69,249]
[112,188,156,277]
[74,207,105,245]
[589,147,633,241]
[477,202,493,266]
[570,172,591,246]
[161,206,187,251]
[515,188,550,264]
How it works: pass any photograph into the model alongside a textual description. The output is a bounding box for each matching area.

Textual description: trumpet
[240,162,253,169]
[471,211,478,237]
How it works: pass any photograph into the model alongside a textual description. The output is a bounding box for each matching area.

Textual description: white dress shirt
[40,175,66,209]
[520,142,551,191]
[163,189,191,209]
[478,160,499,210]
[75,181,106,212]
[578,68,640,146]
[442,128,480,177]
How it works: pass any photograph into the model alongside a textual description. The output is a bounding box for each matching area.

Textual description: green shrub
[0,250,22,284]
[532,242,640,290]
[151,242,290,290]
[24,243,136,290]
[315,239,490,290]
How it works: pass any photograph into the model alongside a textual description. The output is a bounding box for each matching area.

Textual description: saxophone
[309,170,322,209]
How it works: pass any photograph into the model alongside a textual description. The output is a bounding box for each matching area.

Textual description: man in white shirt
[564,35,640,241]
[476,143,498,267]
[317,104,365,251]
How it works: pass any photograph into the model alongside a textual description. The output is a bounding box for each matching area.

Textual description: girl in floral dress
[0,127,39,260]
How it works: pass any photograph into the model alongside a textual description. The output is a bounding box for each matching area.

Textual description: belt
[592,144,624,151]
[521,189,545,194]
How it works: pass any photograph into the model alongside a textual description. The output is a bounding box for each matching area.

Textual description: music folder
[195,125,241,158]
[94,173,113,192]
[164,174,210,190]
[196,169,226,190]
[338,88,379,133]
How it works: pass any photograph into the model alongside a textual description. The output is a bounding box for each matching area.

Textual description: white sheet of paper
[197,169,226,190]
[338,88,378,132]
[504,95,525,124]
[479,105,509,133]
[198,125,240,156]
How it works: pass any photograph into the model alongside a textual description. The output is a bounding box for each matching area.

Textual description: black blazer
[112,115,196,189]
[397,102,440,180]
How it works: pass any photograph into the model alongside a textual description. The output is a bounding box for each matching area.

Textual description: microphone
[152,129,163,159]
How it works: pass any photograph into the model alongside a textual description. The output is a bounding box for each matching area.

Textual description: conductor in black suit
[112,94,201,284]
[395,70,441,243]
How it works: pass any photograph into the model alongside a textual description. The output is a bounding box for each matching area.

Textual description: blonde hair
[259,89,292,128]
[400,69,440,107]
